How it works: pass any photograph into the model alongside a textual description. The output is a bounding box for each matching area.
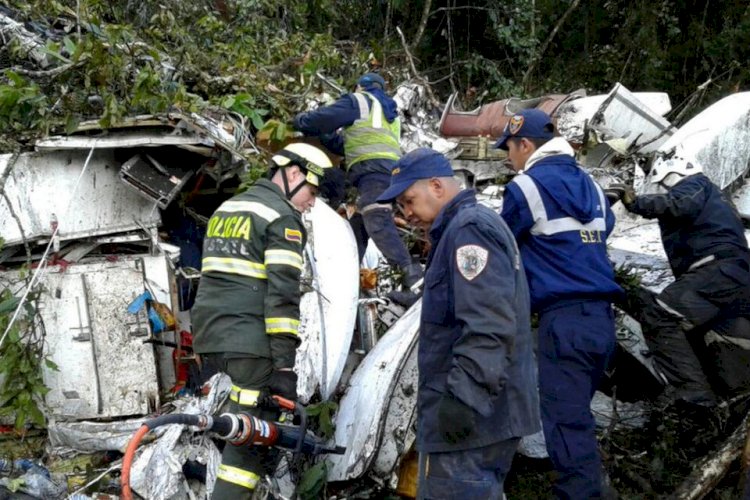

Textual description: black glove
[607,183,637,208]
[268,370,298,401]
[437,393,476,444]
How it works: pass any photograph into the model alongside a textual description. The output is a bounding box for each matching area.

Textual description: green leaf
[274,122,287,142]
[0,296,20,315]
[295,461,327,500]
[248,110,264,130]
[63,36,77,56]
[44,359,59,371]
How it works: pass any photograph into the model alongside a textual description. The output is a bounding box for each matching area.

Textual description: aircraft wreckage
[0,82,748,499]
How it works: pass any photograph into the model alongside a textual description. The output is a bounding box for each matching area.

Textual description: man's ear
[428,177,443,197]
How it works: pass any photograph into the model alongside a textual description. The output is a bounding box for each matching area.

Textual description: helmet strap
[280,166,307,200]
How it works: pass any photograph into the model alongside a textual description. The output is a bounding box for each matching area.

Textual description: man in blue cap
[294,73,422,302]
[377,147,539,498]
[497,109,623,499]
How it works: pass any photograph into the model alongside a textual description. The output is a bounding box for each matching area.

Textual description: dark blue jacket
[293,92,397,180]
[501,143,623,312]
[418,190,540,453]
[629,173,750,278]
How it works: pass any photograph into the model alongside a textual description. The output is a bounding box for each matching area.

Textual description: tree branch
[522,0,582,91]
[396,26,440,109]
[410,0,432,49]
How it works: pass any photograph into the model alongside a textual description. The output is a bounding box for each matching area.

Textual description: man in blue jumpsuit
[611,154,750,401]
[293,73,423,300]
[497,110,623,499]
[377,148,540,499]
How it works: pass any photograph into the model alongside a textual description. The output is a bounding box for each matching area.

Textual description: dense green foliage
[1,0,748,147]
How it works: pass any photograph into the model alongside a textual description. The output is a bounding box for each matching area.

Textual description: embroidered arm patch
[456,244,489,281]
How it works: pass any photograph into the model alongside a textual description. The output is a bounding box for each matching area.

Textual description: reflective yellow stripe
[218,200,280,222]
[265,249,304,270]
[217,464,259,490]
[229,385,261,407]
[202,257,267,279]
[265,317,300,335]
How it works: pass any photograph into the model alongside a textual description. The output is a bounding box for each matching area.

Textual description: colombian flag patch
[285,228,302,243]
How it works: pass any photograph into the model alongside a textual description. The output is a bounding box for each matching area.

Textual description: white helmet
[649,153,703,186]
[271,142,333,187]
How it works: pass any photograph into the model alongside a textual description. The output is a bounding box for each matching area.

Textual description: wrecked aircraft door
[26,257,165,419]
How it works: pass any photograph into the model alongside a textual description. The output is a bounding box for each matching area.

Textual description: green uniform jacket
[191,179,306,369]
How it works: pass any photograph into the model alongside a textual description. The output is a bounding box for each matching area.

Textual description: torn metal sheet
[371,340,418,488]
[48,418,148,452]
[657,92,750,189]
[589,83,675,154]
[296,200,359,401]
[34,130,206,150]
[0,150,161,248]
[327,302,421,481]
[394,83,458,155]
[129,373,231,500]
[557,88,672,145]
[732,180,750,221]
[0,11,53,68]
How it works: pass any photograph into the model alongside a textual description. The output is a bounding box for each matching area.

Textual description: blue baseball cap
[377,148,454,202]
[494,109,555,150]
[358,72,386,90]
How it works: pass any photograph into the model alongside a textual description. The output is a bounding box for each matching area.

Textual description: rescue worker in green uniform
[191,143,332,499]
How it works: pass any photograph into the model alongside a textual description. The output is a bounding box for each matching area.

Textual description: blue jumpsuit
[501,140,622,499]
[418,189,539,499]
[293,92,412,270]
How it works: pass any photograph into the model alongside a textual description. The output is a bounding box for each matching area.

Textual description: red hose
[121,425,150,500]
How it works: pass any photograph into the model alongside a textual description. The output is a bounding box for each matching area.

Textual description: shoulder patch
[456,244,489,281]
[285,228,302,243]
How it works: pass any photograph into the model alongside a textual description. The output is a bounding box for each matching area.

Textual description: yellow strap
[229,385,261,407]
[265,317,300,335]
[202,256,267,279]
[217,464,260,490]
[265,249,304,270]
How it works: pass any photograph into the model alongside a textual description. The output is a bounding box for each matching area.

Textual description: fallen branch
[669,410,750,500]
[395,26,440,110]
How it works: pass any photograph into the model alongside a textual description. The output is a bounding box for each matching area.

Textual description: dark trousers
[417,438,519,499]
[538,300,615,500]
[200,353,279,500]
[354,171,412,269]
[626,257,750,402]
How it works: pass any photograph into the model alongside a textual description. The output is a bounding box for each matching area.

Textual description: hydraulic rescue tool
[121,395,344,500]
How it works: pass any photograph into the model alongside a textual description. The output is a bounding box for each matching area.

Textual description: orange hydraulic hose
[121,424,150,500]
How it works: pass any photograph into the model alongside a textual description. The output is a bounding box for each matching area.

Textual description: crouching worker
[191,143,331,499]
[377,148,539,499]
[611,153,750,404]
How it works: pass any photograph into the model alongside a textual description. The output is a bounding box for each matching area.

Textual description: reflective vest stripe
[265,317,300,335]
[202,257,267,279]
[344,92,401,167]
[352,93,369,121]
[218,200,281,223]
[512,173,607,236]
[229,385,261,407]
[217,464,259,490]
[264,249,304,270]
